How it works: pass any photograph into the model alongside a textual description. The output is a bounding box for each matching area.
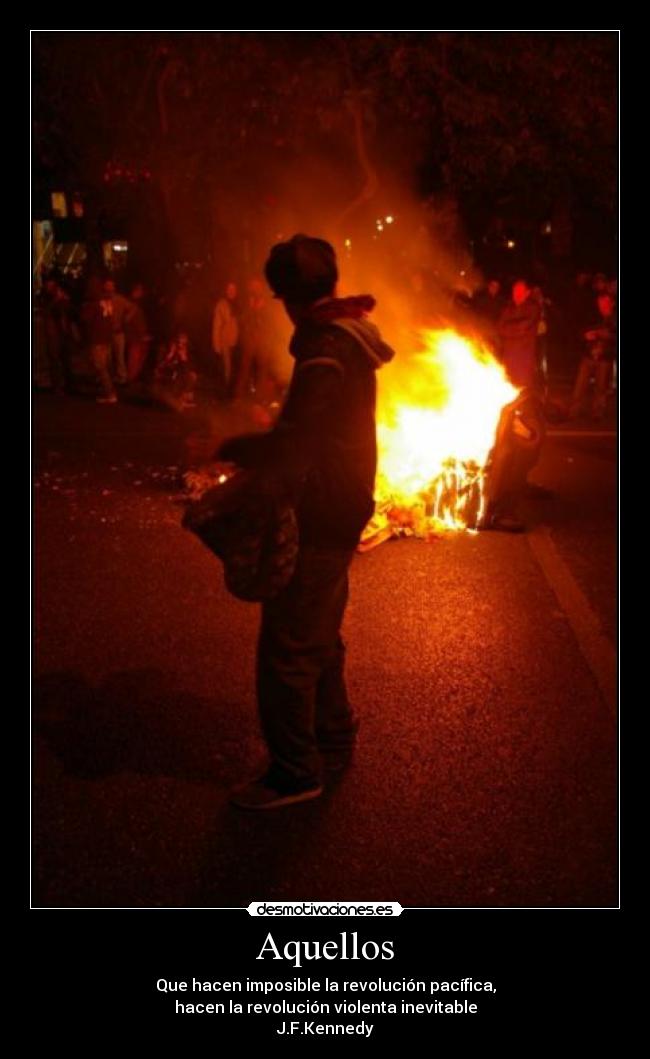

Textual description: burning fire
[366,330,518,543]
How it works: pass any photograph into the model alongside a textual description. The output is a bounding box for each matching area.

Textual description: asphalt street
[33,392,617,908]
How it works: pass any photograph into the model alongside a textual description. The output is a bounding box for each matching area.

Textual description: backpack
[182,469,298,602]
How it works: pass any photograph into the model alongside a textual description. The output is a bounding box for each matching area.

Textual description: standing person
[125,282,150,383]
[211,281,239,398]
[483,278,549,533]
[569,292,617,420]
[235,277,272,400]
[41,276,74,395]
[103,278,134,386]
[218,234,395,810]
[474,278,505,323]
[497,278,542,389]
[531,284,552,392]
[82,277,117,403]
[473,278,505,347]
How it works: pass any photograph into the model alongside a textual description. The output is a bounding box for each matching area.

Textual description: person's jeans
[90,344,114,397]
[126,339,150,382]
[570,356,612,418]
[215,347,236,398]
[257,545,358,790]
[112,332,127,383]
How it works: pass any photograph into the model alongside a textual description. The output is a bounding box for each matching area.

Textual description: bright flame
[372,330,518,537]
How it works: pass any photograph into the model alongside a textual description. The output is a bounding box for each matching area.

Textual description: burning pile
[360,330,518,549]
[182,330,517,552]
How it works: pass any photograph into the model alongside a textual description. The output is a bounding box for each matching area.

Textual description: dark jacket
[219,296,395,548]
[498,296,541,387]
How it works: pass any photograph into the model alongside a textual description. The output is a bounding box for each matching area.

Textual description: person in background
[41,276,74,395]
[103,278,134,386]
[497,278,542,389]
[235,277,273,400]
[125,282,150,383]
[474,278,505,323]
[473,278,505,347]
[569,292,617,421]
[531,285,552,392]
[211,280,239,398]
[82,277,117,404]
[483,278,549,532]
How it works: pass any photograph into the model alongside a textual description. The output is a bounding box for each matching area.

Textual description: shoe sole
[230,786,323,811]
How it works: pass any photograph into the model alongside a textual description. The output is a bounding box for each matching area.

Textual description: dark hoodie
[219,295,395,548]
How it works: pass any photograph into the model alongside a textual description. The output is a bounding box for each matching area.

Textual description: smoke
[237,154,487,371]
[192,129,493,459]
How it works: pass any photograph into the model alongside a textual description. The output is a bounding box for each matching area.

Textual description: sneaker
[230,776,323,811]
[96,394,118,404]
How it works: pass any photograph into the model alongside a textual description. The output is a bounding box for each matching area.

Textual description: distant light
[543,221,552,235]
[506,240,516,249]
[459,270,466,277]
[385,215,394,224]
[377,223,384,232]
[344,238,352,249]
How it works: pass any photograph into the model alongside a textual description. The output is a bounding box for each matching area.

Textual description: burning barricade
[359,329,520,549]
[182,327,539,556]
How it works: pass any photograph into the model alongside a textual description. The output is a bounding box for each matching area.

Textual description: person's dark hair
[265,234,338,304]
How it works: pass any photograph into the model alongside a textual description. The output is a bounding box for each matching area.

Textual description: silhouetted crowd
[34,265,617,423]
[459,270,618,421]
[34,270,288,412]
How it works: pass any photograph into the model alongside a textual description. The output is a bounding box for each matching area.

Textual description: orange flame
[373,330,518,536]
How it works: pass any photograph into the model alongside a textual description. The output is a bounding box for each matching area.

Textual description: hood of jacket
[294,294,395,369]
[329,316,395,369]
